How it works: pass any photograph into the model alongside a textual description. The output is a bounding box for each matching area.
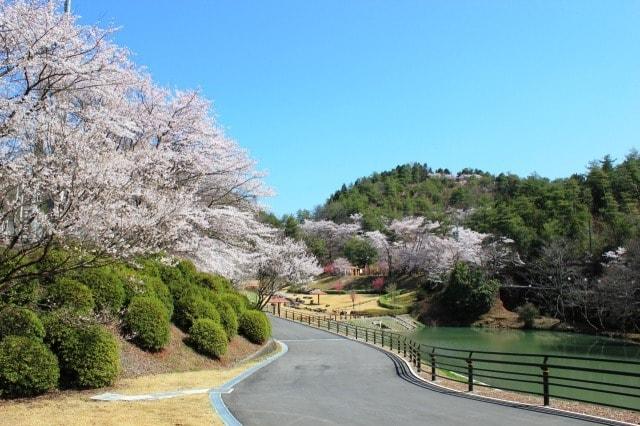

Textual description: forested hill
[312,152,640,259]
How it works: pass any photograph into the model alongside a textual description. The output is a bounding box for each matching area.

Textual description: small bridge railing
[272,306,640,412]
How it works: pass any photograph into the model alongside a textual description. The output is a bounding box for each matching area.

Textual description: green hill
[314,153,640,258]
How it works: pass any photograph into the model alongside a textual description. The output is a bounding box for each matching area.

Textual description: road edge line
[209,339,289,426]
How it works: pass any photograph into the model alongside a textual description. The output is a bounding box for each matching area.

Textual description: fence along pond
[274,307,640,412]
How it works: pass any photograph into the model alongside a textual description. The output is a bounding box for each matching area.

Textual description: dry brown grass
[0,392,219,426]
[284,291,382,311]
[0,340,280,426]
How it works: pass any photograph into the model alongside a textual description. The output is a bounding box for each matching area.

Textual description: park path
[222,317,599,426]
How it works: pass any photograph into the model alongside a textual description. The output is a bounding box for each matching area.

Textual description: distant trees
[439,262,499,322]
[343,237,378,268]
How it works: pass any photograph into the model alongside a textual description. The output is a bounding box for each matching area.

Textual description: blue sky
[73,0,640,216]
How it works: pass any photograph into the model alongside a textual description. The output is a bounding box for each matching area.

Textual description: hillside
[313,154,640,259]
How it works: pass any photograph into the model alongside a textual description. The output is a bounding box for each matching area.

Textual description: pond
[405,326,640,410]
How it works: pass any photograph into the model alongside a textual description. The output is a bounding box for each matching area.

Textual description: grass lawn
[285,291,383,312]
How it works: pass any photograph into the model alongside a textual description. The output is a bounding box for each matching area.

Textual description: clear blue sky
[73,0,640,216]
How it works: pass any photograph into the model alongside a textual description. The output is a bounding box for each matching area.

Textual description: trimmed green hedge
[215,302,238,340]
[354,307,405,317]
[124,296,170,351]
[72,267,125,315]
[188,318,227,358]
[174,294,220,330]
[198,273,231,293]
[0,336,60,397]
[46,278,95,314]
[176,260,198,284]
[325,289,380,295]
[220,293,248,315]
[0,306,45,341]
[58,324,120,388]
[141,275,174,319]
[41,312,76,351]
[376,297,411,314]
[239,310,271,344]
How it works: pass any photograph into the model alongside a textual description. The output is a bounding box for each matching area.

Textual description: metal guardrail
[272,306,640,412]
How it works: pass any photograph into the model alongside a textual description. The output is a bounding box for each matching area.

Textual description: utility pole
[64,0,71,13]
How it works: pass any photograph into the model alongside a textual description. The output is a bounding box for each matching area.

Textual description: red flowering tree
[372,277,385,292]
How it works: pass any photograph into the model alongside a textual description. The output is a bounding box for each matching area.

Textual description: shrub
[41,312,76,351]
[135,256,162,279]
[141,275,174,319]
[157,264,189,300]
[198,273,231,293]
[174,294,220,330]
[120,271,151,304]
[216,302,238,340]
[0,274,39,306]
[188,319,227,358]
[0,336,59,397]
[58,324,120,388]
[176,260,198,285]
[195,286,221,306]
[124,297,170,351]
[517,303,540,329]
[220,293,248,315]
[72,267,125,315]
[0,306,45,341]
[439,262,499,322]
[239,310,271,344]
[46,278,95,314]
[356,307,404,317]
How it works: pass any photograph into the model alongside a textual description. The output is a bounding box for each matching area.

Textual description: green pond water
[406,326,640,410]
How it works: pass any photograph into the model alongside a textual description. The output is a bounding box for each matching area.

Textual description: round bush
[220,293,248,315]
[41,312,76,351]
[136,257,162,279]
[216,302,238,340]
[198,273,232,293]
[189,319,227,358]
[124,296,170,351]
[72,267,125,314]
[239,310,271,344]
[176,260,198,285]
[0,306,45,341]
[46,278,95,314]
[0,336,59,397]
[58,325,120,388]
[158,264,189,300]
[1,274,39,306]
[174,294,220,330]
[143,276,174,319]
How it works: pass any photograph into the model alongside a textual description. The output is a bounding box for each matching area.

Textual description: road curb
[209,339,289,426]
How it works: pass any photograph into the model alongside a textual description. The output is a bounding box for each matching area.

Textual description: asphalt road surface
[222,317,601,426]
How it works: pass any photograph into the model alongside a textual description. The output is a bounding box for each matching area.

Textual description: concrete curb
[209,340,289,426]
[273,314,635,426]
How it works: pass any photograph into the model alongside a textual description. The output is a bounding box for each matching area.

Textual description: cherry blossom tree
[300,219,360,260]
[332,257,354,276]
[253,236,322,309]
[0,0,277,292]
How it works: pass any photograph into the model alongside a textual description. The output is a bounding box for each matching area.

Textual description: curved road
[223,317,600,426]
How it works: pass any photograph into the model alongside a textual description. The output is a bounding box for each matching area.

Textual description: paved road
[223,317,599,426]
